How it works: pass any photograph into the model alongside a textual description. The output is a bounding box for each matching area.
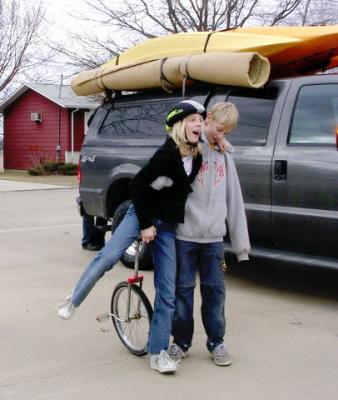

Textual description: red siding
[3,90,71,170]
[73,110,85,151]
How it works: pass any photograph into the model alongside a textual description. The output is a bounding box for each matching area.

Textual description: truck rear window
[99,101,177,137]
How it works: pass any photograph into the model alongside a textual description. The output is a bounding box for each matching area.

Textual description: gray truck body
[79,74,338,269]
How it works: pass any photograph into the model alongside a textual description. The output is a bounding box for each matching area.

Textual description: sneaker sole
[57,306,75,320]
[213,359,232,366]
[150,365,178,374]
[57,311,74,320]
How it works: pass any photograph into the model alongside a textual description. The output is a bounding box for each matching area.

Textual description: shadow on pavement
[226,255,338,302]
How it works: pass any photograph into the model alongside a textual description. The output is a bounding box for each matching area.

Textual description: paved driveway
[1,186,338,400]
[0,179,69,192]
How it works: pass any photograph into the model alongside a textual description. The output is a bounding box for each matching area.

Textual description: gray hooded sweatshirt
[176,132,251,262]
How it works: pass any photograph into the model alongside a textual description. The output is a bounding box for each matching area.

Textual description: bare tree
[258,0,302,26]
[84,0,304,36]
[289,0,338,25]
[47,32,123,71]
[57,0,306,70]
[0,0,45,99]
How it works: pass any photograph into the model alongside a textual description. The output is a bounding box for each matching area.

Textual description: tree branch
[0,0,45,94]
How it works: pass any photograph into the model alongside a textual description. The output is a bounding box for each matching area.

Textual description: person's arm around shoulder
[216,136,234,153]
[225,152,251,262]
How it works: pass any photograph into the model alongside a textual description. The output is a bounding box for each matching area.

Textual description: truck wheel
[111,200,153,270]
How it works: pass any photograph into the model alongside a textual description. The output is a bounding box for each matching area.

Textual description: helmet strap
[184,133,199,148]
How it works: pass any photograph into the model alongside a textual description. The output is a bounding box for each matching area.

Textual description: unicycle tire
[111,281,153,356]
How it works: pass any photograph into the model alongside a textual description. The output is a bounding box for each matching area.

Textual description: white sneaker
[58,292,76,320]
[150,350,178,373]
[168,343,188,363]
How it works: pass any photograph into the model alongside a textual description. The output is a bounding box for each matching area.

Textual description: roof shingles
[0,83,102,112]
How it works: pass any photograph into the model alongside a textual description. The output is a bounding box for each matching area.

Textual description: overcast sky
[25,0,89,32]
[17,0,104,84]
[0,1,93,134]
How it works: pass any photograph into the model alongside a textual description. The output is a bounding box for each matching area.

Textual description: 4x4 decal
[81,155,96,163]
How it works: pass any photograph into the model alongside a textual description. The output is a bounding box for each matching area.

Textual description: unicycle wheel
[111,281,153,356]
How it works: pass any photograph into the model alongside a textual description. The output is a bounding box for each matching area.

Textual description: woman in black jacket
[58,99,206,373]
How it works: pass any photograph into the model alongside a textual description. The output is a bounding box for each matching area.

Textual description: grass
[0,169,78,187]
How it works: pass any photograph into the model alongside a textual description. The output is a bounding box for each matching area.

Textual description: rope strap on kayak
[160,58,175,93]
[203,32,214,53]
[95,68,109,92]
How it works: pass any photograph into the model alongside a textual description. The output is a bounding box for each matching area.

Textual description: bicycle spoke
[111,282,153,355]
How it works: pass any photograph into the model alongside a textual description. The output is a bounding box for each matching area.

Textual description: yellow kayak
[107,31,299,66]
[71,26,338,96]
[107,25,338,75]
[234,26,338,76]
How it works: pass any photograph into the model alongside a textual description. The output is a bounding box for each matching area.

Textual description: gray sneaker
[210,343,232,366]
[168,343,188,363]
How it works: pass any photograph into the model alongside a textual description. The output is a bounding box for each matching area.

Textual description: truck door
[272,77,338,259]
[207,85,282,246]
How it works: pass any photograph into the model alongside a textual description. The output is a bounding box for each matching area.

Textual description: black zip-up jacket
[130,137,202,230]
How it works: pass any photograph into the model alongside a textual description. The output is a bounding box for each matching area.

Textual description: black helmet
[165,100,206,131]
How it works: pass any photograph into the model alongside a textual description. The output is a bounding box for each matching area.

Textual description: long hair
[168,118,202,157]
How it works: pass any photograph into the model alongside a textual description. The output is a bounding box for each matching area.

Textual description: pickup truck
[78,74,338,270]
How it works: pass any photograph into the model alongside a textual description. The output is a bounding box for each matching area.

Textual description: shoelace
[159,351,176,366]
[170,345,180,357]
[58,290,74,308]
[58,297,72,308]
[214,344,226,358]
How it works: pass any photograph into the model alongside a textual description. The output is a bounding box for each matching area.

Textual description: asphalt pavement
[0,179,337,400]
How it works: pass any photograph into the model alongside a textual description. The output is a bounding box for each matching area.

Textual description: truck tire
[111,200,153,270]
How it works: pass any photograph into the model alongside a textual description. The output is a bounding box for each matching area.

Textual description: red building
[0,83,101,170]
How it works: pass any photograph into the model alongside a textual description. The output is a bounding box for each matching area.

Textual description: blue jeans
[72,205,176,355]
[172,240,225,352]
[147,219,176,354]
[73,205,140,306]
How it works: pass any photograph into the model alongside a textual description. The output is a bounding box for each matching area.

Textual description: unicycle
[96,239,153,356]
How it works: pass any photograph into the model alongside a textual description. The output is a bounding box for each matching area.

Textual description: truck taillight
[336,125,338,151]
[77,162,81,184]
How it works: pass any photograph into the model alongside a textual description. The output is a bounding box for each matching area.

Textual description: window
[288,84,338,145]
[213,88,277,146]
[99,100,177,137]
[100,106,139,137]
[138,103,173,136]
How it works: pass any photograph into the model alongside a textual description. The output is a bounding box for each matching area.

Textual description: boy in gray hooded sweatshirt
[169,102,250,366]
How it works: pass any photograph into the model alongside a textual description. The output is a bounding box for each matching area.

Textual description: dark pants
[172,240,226,352]
[82,214,106,247]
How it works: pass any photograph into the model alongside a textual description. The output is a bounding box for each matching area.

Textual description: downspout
[71,108,79,163]
[57,75,63,162]
[56,106,61,162]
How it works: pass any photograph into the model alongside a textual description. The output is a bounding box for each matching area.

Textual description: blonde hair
[168,117,201,157]
[209,102,239,130]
